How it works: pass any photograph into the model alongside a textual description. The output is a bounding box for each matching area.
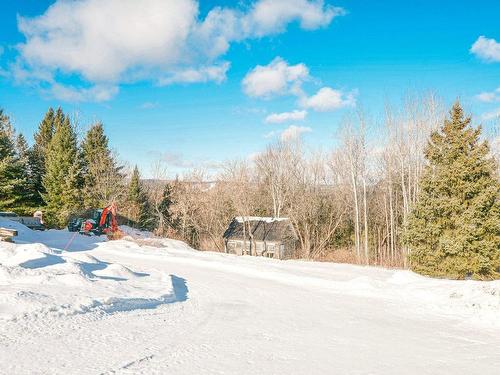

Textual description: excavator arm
[98,203,119,234]
[69,203,120,237]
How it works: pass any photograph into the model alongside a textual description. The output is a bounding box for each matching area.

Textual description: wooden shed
[223,217,298,259]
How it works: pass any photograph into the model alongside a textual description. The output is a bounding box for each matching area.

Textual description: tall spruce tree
[81,122,123,208]
[31,107,56,205]
[404,102,500,279]
[42,112,82,227]
[159,183,175,226]
[0,109,25,211]
[34,107,56,152]
[127,166,152,230]
[153,182,176,235]
[15,133,38,212]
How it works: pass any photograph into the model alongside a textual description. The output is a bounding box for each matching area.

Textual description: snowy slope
[0,220,499,374]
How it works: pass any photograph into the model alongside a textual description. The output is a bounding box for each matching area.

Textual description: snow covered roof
[224,217,297,242]
[234,216,289,223]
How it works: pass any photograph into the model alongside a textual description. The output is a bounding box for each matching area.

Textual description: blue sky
[1,0,499,177]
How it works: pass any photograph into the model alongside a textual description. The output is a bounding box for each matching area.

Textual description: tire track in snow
[100,282,219,374]
[102,354,155,374]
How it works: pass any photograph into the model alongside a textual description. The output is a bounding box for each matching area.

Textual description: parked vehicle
[67,203,120,236]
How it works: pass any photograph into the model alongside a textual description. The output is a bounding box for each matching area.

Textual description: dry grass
[316,248,406,269]
[198,237,224,252]
[107,230,125,241]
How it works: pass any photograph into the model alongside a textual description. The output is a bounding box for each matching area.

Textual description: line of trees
[0,107,160,230]
[1,97,498,279]
[159,97,499,279]
[159,95,447,262]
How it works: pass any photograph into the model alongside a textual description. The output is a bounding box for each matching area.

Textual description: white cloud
[265,110,307,123]
[49,83,118,102]
[476,87,500,103]
[300,87,355,112]
[232,106,267,115]
[248,0,344,36]
[160,151,221,172]
[157,62,230,86]
[242,57,310,98]
[139,102,158,110]
[243,58,357,112]
[482,107,500,121]
[18,0,198,82]
[263,130,278,139]
[470,36,500,62]
[162,152,195,168]
[194,1,343,57]
[11,0,344,101]
[280,125,312,141]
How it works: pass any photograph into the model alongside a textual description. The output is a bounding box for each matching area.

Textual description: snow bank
[0,218,41,243]
[0,217,106,251]
[234,216,289,223]
[387,271,500,328]
[1,219,498,331]
[99,239,500,330]
[0,223,176,321]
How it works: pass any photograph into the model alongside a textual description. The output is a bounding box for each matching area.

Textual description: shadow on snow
[19,254,66,269]
[171,274,189,302]
[95,275,189,314]
[79,261,149,281]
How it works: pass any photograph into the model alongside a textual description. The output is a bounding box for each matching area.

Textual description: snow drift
[1,218,498,328]
[0,218,499,374]
[0,220,176,321]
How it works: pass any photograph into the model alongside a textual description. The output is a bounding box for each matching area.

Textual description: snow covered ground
[0,219,499,374]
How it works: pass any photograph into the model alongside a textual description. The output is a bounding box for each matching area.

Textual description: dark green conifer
[15,133,38,212]
[0,110,25,211]
[404,102,499,279]
[81,122,123,208]
[127,166,152,230]
[155,182,176,235]
[42,112,82,227]
[31,107,56,205]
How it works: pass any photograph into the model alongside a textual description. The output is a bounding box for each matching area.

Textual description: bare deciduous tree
[159,93,446,269]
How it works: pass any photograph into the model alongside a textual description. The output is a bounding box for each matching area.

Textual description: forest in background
[1,94,498,278]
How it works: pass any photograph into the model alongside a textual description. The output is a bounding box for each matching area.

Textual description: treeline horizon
[0,107,153,229]
[1,95,498,279]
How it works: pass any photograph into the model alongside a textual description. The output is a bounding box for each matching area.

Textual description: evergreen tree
[16,133,30,161]
[31,107,56,205]
[14,133,38,212]
[42,112,82,227]
[404,102,500,279]
[0,110,26,211]
[155,182,176,235]
[81,122,123,208]
[127,166,152,230]
[34,107,56,152]
[159,183,174,223]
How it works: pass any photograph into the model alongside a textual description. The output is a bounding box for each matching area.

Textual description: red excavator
[68,203,120,236]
